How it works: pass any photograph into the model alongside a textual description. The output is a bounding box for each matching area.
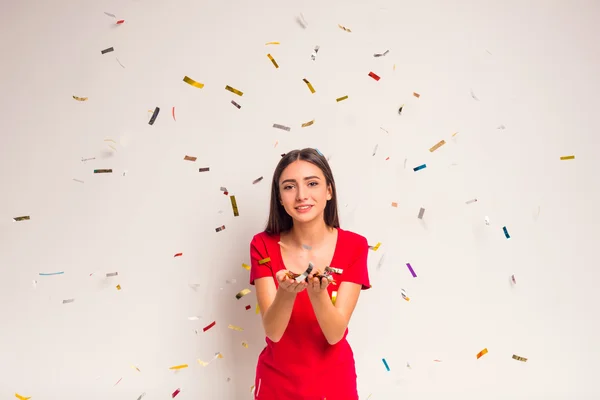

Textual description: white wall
[1,0,599,398]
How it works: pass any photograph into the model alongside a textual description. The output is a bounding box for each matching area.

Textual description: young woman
[249,148,370,400]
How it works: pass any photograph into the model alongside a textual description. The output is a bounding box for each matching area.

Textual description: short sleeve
[249,233,274,285]
[340,235,371,290]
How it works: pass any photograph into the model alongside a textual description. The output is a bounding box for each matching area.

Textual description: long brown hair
[265,148,340,235]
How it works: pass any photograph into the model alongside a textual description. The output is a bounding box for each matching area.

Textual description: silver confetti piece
[106,272,118,277]
[136,393,146,400]
[418,207,425,219]
[62,299,75,304]
[373,50,389,57]
[104,12,116,18]
[311,45,320,60]
[372,144,378,156]
[465,198,478,205]
[272,124,291,131]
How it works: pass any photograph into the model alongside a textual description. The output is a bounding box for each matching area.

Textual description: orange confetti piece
[267,54,279,68]
[391,202,398,207]
[413,92,420,98]
[477,348,488,359]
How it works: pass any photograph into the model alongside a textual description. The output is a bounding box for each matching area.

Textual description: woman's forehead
[280,160,323,179]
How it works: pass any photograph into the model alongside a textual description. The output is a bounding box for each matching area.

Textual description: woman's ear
[326,184,332,200]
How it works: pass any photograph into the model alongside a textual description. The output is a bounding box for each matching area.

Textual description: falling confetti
[413,164,426,172]
[169,364,189,370]
[116,58,125,68]
[372,144,378,156]
[184,155,197,162]
[401,288,410,301]
[183,76,204,89]
[369,242,381,251]
[406,263,417,278]
[301,119,314,128]
[477,348,488,359]
[560,155,575,160]
[303,78,316,93]
[368,71,380,81]
[511,274,516,284]
[136,393,146,400]
[267,54,279,68]
[72,95,88,101]
[465,198,478,205]
[503,226,511,239]
[199,167,210,172]
[228,324,243,331]
[203,321,216,332]
[172,107,176,121]
[172,388,180,398]
[116,20,124,24]
[374,50,389,57]
[391,202,398,207]
[429,140,446,152]
[13,216,30,222]
[106,272,118,277]
[225,85,243,96]
[417,207,425,219]
[398,104,404,115]
[174,252,183,258]
[258,257,271,265]
[39,271,64,276]
[252,176,263,184]
[497,124,506,130]
[101,47,114,54]
[230,195,239,216]
[242,341,248,348]
[273,123,291,131]
[94,169,112,174]
[62,298,75,304]
[296,13,308,29]
[265,41,280,45]
[15,393,31,400]
[485,216,490,225]
[336,95,348,102]
[148,107,160,125]
[382,358,390,371]
[470,89,479,101]
[215,225,226,232]
[512,354,527,362]
[413,92,420,98]
[315,148,324,156]
[72,178,84,183]
[231,100,241,109]
[236,289,251,299]
[116,284,121,290]
[104,12,116,18]
[311,45,320,60]
[338,24,352,32]
[245,305,251,310]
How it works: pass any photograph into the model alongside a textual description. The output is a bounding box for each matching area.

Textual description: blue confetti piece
[315,148,324,156]
[382,358,390,371]
[503,226,510,239]
[413,164,426,172]
[39,271,64,276]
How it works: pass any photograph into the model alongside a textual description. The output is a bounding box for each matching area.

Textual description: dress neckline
[277,227,341,273]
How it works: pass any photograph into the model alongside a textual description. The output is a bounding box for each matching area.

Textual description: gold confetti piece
[393,64,396,71]
[560,155,575,160]
[338,24,352,32]
[413,92,420,98]
[331,291,337,305]
[265,41,280,45]
[116,284,121,290]
[230,195,239,216]
[369,242,381,251]
[228,324,243,331]
[391,202,398,207]
[477,348,488,359]
[184,155,197,162]
[169,364,189,370]
[258,257,271,265]
[301,119,315,128]
[183,76,204,89]
[336,95,348,102]
[73,96,88,101]
[242,263,250,271]
[15,394,31,400]
[197,359,209,367]
[242,341,248,348]
[429,140,446,152]
[132,365,141,372]
[236,288,251,299]
[512,354,527,362]
[267,54,279,68]
[225,85,243,96]
[250,385,255,393]
[452,132,459,137]
[255,303,260,314]
[303,78,315,93]
[13,216,30,222]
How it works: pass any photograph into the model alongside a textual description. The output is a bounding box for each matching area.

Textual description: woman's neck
[288,219,333,248]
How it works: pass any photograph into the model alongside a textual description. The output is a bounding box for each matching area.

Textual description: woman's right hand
[275,269,308,294]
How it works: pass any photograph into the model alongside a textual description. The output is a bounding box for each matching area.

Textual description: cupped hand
[276,269,308,294]
[306,271,332,294]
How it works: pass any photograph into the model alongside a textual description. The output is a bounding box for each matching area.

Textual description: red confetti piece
[114,377,122,386]
[245,305,251,310]
[174,253,183,257]
[116,20,125,24]
[172,106,176,121]
[203,321,216,332]
[385,157,390,160]
[224,191,229,195]
[172,388,180,398]
[368,71,380,81]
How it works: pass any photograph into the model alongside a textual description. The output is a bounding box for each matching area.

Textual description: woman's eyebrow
[281,176,320,184]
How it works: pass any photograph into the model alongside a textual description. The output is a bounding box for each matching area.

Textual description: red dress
[249,227,371,400]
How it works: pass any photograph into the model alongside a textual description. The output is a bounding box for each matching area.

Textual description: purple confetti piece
[406,263,417,278]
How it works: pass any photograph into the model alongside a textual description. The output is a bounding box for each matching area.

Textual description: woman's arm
[255,276,297,342]
[308,282,362,345]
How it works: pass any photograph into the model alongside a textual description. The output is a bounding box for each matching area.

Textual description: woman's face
[278,160,332,225]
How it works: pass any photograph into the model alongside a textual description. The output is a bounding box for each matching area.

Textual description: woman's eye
[283,185,293,190]
[308,181,318,187]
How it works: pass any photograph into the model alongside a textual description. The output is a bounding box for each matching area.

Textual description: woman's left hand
[306,272,332,294]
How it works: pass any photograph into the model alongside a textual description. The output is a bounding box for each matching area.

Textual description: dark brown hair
[265,148,339,234]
